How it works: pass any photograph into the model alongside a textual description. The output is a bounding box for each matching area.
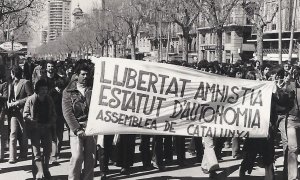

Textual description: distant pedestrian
[23,57,35,82]
[0,73,8,161]
[7,65,33,163]
[41,61,66,165]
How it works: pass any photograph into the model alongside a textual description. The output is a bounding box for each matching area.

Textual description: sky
[72,0,98,14]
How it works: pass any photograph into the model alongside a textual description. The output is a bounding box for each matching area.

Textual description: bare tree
[242,0,278,64]
[0,0,36,21]
[0,0,45,41]
[152,0,200,62]
[108,13,127,58]
[191,0,240,62]
[107,0,152,60]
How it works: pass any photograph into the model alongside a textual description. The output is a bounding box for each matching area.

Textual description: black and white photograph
[0,0,299,180]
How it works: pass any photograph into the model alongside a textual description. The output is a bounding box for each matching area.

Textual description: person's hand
[7,102,14,109]
[77,130,86,137]
[7,102,11,108]
[55,87,61,93]
[13,101,19,106]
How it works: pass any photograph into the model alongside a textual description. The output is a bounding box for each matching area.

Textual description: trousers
[9,111,28,160]
[68,132,96,180]
[278,114,300,180]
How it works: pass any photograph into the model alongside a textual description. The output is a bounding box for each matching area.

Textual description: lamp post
[10,30,14,66]
[10,30,14,51]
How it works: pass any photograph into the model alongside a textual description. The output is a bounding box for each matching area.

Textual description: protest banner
[85,57,275,137]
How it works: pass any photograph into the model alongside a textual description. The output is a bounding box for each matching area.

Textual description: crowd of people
[0,57,299,180]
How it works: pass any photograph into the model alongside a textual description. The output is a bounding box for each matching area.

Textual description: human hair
[66,64,73,70]
[46,60,56,67]
[55,77,66,89]
[276,69,285,80]
[11,65,23,79]
[34,79,48,93]
[74,63,90,75]
[0,73,5,82]
[245,71,256,80]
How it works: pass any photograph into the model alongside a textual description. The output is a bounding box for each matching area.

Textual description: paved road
[0,131,286,180]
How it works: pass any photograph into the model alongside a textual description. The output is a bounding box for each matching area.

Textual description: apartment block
[48,0,72,41]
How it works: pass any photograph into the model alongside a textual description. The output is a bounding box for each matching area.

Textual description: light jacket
[23,93,56,128]
[7,79,33,114]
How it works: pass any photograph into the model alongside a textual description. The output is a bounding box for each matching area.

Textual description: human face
[256,61,260,67]
[263,67,270,75]
[37,86,48,99]
[284,64,290,71]
[67,67,73,74]
[46,63,55,74]
[77,70,89,85]
[236,72,243,79]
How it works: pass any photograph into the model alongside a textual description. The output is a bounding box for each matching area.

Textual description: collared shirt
[76,83,86,96]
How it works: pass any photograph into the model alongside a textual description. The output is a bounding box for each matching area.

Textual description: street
[0,130,286,180]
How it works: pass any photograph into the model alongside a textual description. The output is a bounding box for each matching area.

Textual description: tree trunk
[256,26,264,64]
[182,29,189,62]
[288,0,297,62]
[122,41,126,57]
[216,29,223,63]
[131,36,136,60]
[86,46,90,59]
[112,41,117,58]
[101,45,105,57]
[90,44,94,56]
[106,45,109,57]
[278,0,282,64]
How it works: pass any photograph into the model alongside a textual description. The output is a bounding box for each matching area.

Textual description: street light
[10,30,14,51]
[10,30,14,66]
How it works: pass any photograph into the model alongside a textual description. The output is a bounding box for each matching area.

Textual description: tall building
[48,0,72,41]
[72,4,84,28]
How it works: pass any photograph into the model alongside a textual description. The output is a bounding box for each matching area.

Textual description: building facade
[197,3,255,63]
[247,0,300,62]
[197,0,300,63]
[48,0,72,41]
[121,1,300,63]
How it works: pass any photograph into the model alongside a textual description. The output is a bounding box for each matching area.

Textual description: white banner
[85,57,275,138]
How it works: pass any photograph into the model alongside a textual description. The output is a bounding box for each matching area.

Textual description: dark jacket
[62,80,92,134]
[0,81,7,111]
[23,93,56,128]
[40,73,66,117]
[274,83,295,113]
[7,79,33,113]
[23,62,35,81]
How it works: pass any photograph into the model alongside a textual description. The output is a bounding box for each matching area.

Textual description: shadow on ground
[0,164,32,174]
[26,175,68,180]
